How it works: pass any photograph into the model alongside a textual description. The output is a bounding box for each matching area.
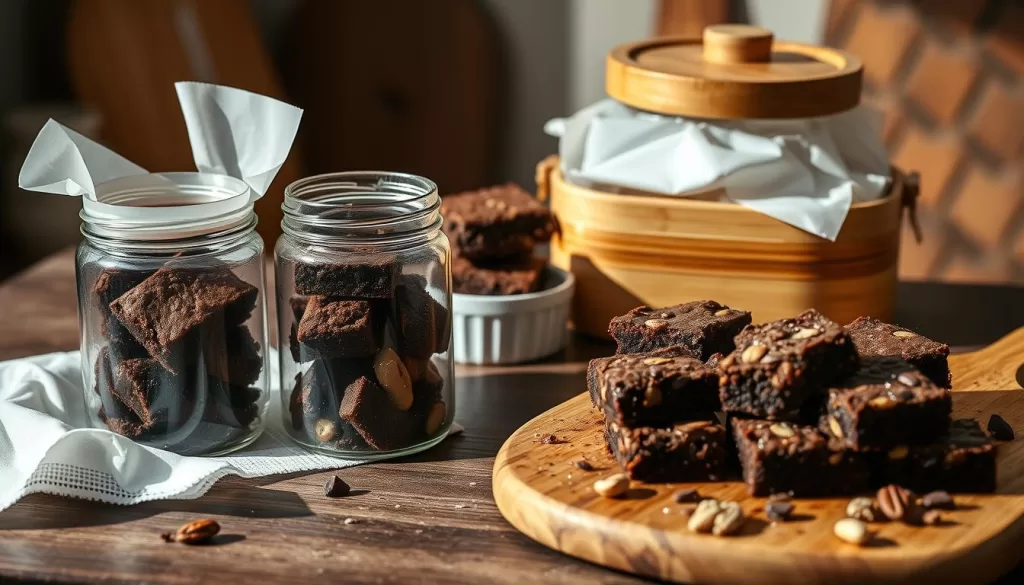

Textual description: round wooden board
[493,327,1024,585]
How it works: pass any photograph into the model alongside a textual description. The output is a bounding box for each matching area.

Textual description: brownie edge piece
[441,184,555,260]
[823,356,951,449]
[733,419,868,497]
[294,256,398,298]
[846,316,951,388]
[608,301,752,360]
[588,352,719,427]
[451,254,544,295]
[718,309,859,420]
[873,419,996,493]
[605,419,732,482]
[296,297,381,359]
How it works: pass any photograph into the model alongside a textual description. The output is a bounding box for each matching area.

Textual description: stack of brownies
[92,266,263,447]
[287,258,450,451]
[442,184,556,295]
[588,301,998,496]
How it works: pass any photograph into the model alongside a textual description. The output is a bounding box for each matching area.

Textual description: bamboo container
[538,25,916,338]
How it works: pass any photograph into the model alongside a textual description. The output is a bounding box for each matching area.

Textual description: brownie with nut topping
[846,316,951,388]
[587,352,719,427]
[718,309,859,421]
[441,184,555,260]
[821,356,951,449]
[872,419,996,493]
[733,419,869,497]
[608,301,752,360]
[605,419,732,482]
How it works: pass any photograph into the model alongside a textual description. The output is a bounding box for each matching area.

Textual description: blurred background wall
[0,0,1019,285]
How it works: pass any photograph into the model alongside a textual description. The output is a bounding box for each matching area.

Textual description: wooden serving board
[493,327,1024,585]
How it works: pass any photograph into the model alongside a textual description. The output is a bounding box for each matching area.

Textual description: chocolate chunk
[339,376,415,451]
[294,256,398,298]
[609,301,752,360]
[987,413,1014,441]
[296,297,382,359]
[441,184,555,260]
[451,253,544,295]
[324,475,352,498]
[574,460,595,472]
[673,488,701,503]
[845,316,951,388]
[395,275,450,358]
[109,267,258,373]
[765,501,794,521]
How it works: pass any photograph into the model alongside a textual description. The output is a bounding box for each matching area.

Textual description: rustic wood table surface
[0,249,1021,585]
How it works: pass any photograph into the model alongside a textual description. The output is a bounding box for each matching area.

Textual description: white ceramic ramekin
[452,266,575,365]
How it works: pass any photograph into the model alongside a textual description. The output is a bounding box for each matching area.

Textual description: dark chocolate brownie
[296,297,382,359]
[109,267,258,373]
[846,316,951,388]
[587,352,719,427]
[605,419,732,482]
[93,347,139,423]
[822,356,951,449]
[339,376,417,451]
[608,301,752,360]
[872,419,996,493]
[92,267,154,349]
[451,253,544,295]
[105,356,204,437]
[395,275,451,358]
[718,309,859,420]
[732,419,869,497]
[288,296,308,363]
[202,323,263,387]
[441,184,555,260]
[294,256,398,298]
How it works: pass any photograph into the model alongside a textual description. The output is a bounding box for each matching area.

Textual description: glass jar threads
[77,173,269,456]
[277,171,454,459]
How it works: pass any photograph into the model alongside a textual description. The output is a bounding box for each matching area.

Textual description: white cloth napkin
[0,350,461,511]
[545,99,891,241]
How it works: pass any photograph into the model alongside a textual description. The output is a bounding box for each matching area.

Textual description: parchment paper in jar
[18,82,302,201]
[545,99,890,241]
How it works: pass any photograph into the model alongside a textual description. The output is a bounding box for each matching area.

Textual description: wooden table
[0,250,1021,585]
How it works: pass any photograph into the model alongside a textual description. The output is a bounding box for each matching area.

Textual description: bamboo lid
[606,24,863,120]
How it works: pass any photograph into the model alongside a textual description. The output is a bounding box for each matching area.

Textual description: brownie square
[718,309,859,420]
[846,316,951,388]
[822,356,951,449]
[92,267,154,352]
[872,419,997,493]
[109,267,258,373]
[202,323,263,387]
[588,352,719,427]
[288,358,372,435]
[296,297,382,359]
[732,419,869,497]
[396,275,451,358]
[608,301,752,360]
[339,376,417,451]
[109,356,203,437]
[441,184,555,260]
[93,347,139,422]
[451,254,544,295]
[605,419,732,482]
[294,256,397,298]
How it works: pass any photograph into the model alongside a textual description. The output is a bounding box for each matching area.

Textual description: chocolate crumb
[324,475,351,498]
[765,501,794,522]
[343,517,360,525]
[574,460,595,471]
[673,488,701,503]
[988,414,1015,441]
[539,434,565,444]
[921,491,955,510]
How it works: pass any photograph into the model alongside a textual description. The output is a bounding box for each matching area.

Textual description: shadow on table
[0,483,313,531]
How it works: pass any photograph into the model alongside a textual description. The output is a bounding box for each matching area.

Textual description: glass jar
[77,172,269,456]
[277,171,454,459]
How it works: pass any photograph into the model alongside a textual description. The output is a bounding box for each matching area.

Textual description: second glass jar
[276,171,454,459]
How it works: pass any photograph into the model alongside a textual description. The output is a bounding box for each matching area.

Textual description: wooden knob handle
[703,24,774,64]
